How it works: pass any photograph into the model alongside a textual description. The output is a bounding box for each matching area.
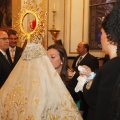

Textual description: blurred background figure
[6,29,23,69]
[72,41,99,71]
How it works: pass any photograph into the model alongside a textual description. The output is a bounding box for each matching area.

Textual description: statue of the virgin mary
[0,40,82,120]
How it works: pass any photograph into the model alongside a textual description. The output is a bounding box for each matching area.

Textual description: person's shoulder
[108,57,120,64]
[87,53,97,59]
[16,46,22,49]
[16,46,23,51]
[6,48,9,52]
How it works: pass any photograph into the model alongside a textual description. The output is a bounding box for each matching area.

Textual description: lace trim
[22,43,47,60]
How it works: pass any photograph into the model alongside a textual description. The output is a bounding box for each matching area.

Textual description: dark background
[0,0,12,28]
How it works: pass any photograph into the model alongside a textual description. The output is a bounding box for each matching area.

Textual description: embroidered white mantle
[0,43,82,120]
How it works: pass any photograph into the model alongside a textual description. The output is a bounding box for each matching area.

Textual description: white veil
[0,43,82,120]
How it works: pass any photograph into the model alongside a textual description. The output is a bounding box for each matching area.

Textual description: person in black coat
[72,42,99,119]
[6,29,23,69]
[0,30,12,88]
[82,1,120,119]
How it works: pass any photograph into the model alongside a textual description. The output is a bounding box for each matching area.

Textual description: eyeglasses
[0,38,9,40]
[9,38,18,40]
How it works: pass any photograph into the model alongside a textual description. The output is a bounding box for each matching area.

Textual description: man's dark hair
[102,0,120,57]
[7,29,17,36]
[83,43,89,51]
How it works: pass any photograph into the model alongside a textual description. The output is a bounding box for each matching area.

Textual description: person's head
[0,30,9,52]
[101,0,120,58]
[76,41,89,56]
[47,44,68,83]
[7,29,18,48]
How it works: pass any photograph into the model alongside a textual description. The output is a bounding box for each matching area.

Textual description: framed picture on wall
[0,0,12,31]
[89,0,116,50]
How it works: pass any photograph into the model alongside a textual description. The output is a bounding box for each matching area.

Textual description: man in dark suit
[72,41,99,71]
[72,41,99,119]
[0,30,12,88]
[6,29,23,69]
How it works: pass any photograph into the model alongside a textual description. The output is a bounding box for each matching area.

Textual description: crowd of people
[1,0,120,119]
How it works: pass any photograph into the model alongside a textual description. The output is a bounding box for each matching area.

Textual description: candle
[53,3,56,10]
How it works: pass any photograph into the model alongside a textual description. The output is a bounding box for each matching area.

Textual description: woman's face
[100,28,109,53]
[47,48,62,70]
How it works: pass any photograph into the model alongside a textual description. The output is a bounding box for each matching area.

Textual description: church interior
[0,0,119,120]
[0,0,115,67]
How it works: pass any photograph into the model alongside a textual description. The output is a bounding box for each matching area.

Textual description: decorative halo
[13,0,47,44]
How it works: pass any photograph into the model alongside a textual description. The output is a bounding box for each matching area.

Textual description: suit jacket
[6,46,23,69]
[72,53,99,71]
[0,52,12,88]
